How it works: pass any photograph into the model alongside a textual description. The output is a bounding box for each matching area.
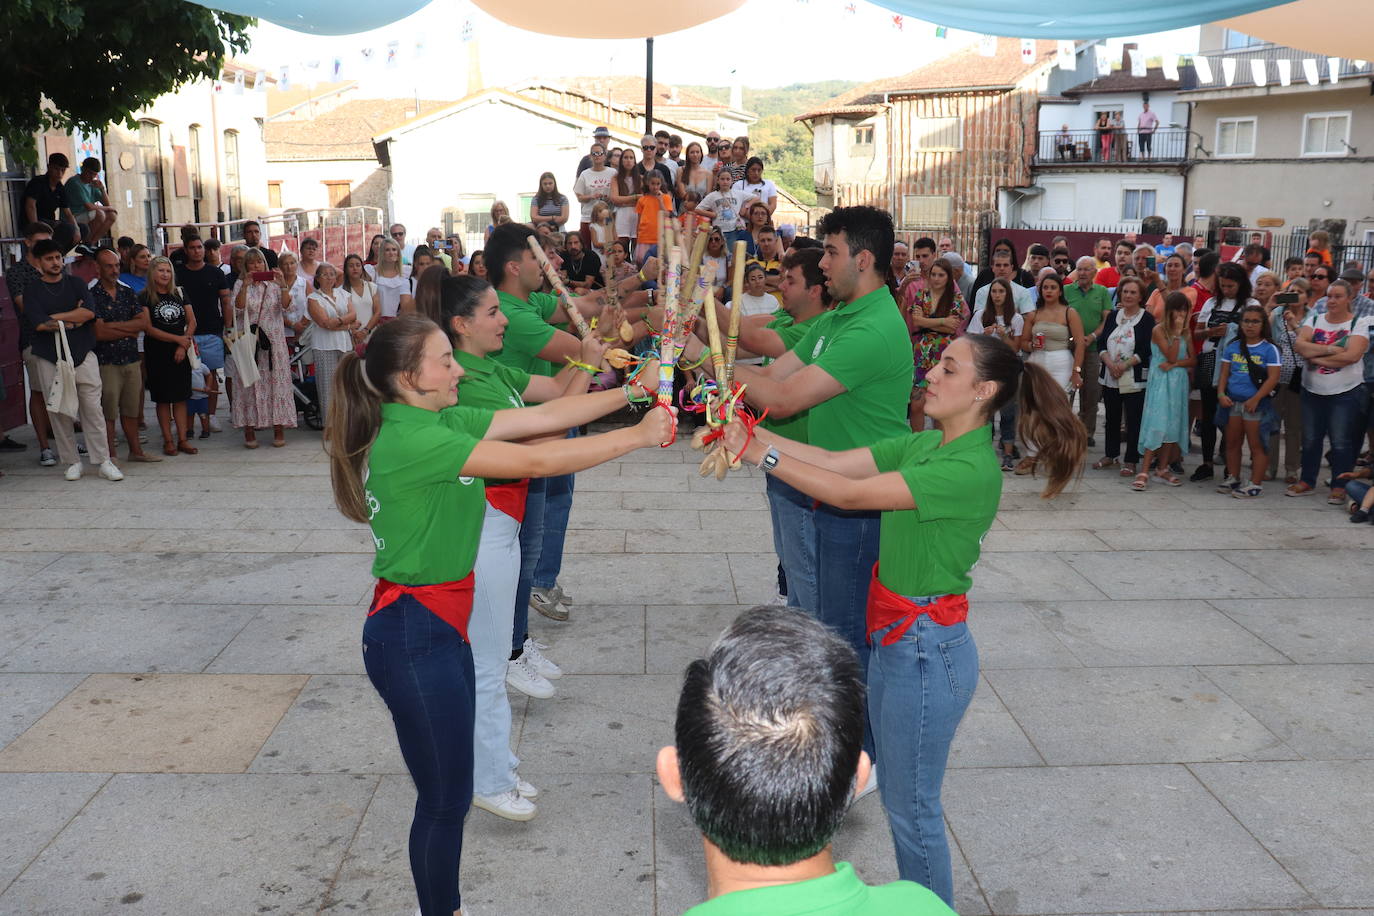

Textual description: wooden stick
[527,235,591,339]
[723,240,747,388]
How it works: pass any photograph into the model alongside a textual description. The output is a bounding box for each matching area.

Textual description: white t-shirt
[975,281,1034,315]
[573,166,616,223]
[1302,311,1368,395]
[699,190,751,232]
[308,290,354,353]
[736,292,777,318]
[284,275,310,326]
[732,178,777,206]
[967,308,1025,338]
[372,271,409,318]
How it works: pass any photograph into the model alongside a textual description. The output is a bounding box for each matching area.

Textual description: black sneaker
[1086,436,1096,447]
[1189,464,1214,482]
[1350,509,1370,523]
[0,436,27,451]
[1001,452,1014,472]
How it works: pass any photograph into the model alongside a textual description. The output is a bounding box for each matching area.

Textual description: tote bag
[44,321,80,419]
[225,306,261,388]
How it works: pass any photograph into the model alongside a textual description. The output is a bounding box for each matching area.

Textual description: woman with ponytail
[438,273,626,821]
[327,315,671,916]
[720,332,1084,907]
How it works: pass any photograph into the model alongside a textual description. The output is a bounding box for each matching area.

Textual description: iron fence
[1034,128,1190,165]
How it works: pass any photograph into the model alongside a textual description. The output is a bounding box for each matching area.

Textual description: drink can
[1034,332,1045,349]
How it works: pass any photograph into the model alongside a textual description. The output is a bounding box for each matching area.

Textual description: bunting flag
[1356,60,1369,71]
[935,25,947,38]
[386,40,399,68]
[253,69,267,92]
[1020,38,1035,64]
[277,64,291,91]
[844,3,855,13]
[1161,55,1178,81]
[1302,57,1319,85]
[892,14,904,30]
[1221,57,1236,86]
[979,34,997,57]
[1249,58,1266,87]
[461,18,475,42]
[1192,54,1212,83]
[331,56,344,81]
[233,70,245,95]
[1056,40,1074,70]
[1130,50,1146,77]
[1276,58,1292,86]
[1094,44,1110,76]
[1328,57,1341,84]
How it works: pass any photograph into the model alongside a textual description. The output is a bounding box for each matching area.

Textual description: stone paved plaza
[1,416,1372,916]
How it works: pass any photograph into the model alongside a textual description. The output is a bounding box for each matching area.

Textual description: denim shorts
[1229,402,1262,422]
[194,334,225,371]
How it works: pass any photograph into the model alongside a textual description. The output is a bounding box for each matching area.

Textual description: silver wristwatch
[757,446,780,472]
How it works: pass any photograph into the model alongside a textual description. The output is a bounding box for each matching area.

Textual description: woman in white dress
[365,239,413,321]
[340,254,381,350]
[306,263,358,418]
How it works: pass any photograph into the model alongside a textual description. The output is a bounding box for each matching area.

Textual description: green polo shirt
[366,402,493,585]
[870,426,1001,597]
[494,289,559,377]
[455,348,529,487]
[682,862,955,916]
[64,176,102,213]
[760,308,815,442]
[792,285,912,451]
[1064,281,1113,336]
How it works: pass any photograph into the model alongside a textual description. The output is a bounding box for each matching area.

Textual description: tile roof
[1063,65,1198,95]
[798,39,1059,120]
[553,76,733,112]
[265,98,453,161]
[266,81,357,117]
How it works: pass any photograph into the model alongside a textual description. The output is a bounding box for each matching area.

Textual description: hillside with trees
[682,81,859,206]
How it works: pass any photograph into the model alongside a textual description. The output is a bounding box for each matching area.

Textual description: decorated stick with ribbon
[722,240,747,389]
[672,227,712,352]
[702,272,727,383]
[527,235,592,339]
[654,237,683,445]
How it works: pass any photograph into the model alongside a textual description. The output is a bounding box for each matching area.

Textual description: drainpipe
[209,79,224,228]
[882,92,895,221]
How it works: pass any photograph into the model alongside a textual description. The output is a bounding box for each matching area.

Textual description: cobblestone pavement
[1,416,1372,915]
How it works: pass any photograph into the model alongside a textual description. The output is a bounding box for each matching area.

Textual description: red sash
[865,563,969,646]
[368,573,476,640]
[485,479,530,523]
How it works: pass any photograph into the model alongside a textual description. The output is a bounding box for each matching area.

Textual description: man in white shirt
[702,131,721,172]
[1242,243,1271,283]
[1137,101,1159,158]
[573,144,616,248]
[974,251,1033,314]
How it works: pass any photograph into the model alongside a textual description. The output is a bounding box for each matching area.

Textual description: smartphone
[1145,256,1156,271]
[1274,291,1300,306]
[251,270,275,282]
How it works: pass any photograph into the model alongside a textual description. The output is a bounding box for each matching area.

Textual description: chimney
[728,69,742,112]
[1121,43,1138,71]
[465,37,484,95]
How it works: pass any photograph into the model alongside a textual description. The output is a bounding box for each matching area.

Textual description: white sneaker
[516,775,539,799]
[854,765,879,802]
[64,463,82,481]
[552,583,574,606]
[472,787,537,821]
[208,415,222,432]
[522,637,563,679]
[506,654,555,699]
[98,460,124,481]
[771,590,787,606]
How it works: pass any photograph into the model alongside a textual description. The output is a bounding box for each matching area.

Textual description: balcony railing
[1034,128,1190,165]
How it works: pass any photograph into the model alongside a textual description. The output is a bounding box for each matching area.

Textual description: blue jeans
[1300,385,1366,488]
[533,429,577,591]
[362,594,475,916]
[514,477,546,653]
[869,613,978,907]
[765,474,818,614]
[1344,477,1371,508]
[996,398,1016,445]
[814,503,880,758]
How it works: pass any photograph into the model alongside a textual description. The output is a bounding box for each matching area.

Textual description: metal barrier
[157,206,384,267]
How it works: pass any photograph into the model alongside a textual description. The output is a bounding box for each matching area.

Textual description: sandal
[244,439,260,450]
[272,437,286,448]
[1013,457,1036,476]
[1327,488,1347,506]
[1092,456,1119,470]
[162,441,178,457]
[1119,464,1137,477]
[1154,471,1183,487]
[1130,472,1149,491]
[177,441,198,455]
[1284,474,1298,485]
[1285,482,1313,497]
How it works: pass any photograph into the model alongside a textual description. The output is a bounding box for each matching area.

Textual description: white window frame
[1121,185,1159,222]
[1301,111,1351,158]
[1039,181,1075,222]
[900,194,952,229]
[912,117,963,152]
[853,124,875,147]
[1215,116,1257,158]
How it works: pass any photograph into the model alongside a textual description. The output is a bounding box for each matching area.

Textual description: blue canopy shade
[193,0,433,34]
[868,0,1287,38]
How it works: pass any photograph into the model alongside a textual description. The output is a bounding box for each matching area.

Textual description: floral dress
[909,286,969,389]
[230,279,297,429]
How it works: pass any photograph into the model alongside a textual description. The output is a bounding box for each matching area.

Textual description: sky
[243,0,1202,97]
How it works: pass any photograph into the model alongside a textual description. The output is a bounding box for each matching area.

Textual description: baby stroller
[289,339,324,430]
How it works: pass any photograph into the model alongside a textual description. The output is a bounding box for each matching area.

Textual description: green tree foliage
[680,81,860,207]
[0,0,254,164]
